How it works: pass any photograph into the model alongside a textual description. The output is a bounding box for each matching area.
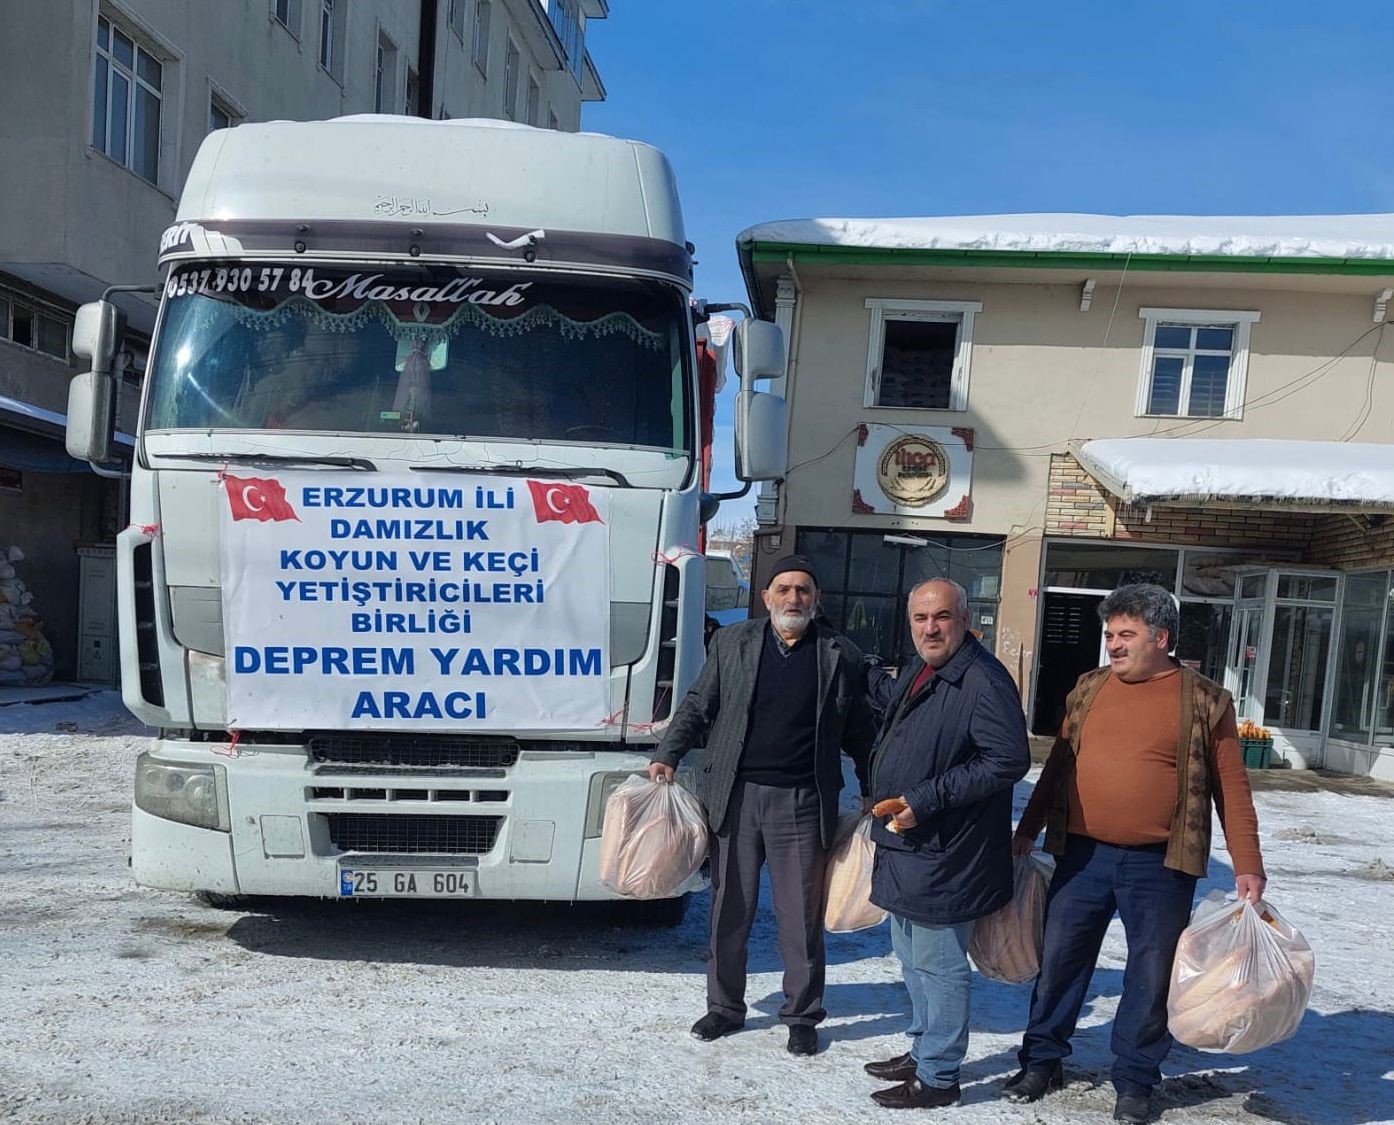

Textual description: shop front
[1031,439,1394,779]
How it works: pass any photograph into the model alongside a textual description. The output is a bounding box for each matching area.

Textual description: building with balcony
[0,0,606,681]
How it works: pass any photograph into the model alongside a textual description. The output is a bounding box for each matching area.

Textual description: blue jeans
[889,913,975,1089]
[1019,835,1197,1095]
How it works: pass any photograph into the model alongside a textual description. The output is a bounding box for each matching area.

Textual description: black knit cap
[765,554,820,589]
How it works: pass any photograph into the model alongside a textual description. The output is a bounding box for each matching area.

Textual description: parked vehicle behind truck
[66,117,788,917]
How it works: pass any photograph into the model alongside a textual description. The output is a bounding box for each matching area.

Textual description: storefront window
[1177,601,1232,683]
[1377,583,1394,744]
[1043,543,1178,590]
[795,528,1003,663]
[1332,573,1386,742]
[1264,602,1333,731]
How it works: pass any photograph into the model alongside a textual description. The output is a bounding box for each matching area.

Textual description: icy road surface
[2,693,1392,1124]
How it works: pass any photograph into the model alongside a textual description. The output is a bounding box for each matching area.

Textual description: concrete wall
[779,272,1394,539]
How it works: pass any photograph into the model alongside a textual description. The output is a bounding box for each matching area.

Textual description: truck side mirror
[732,319,784,382]
[66,300,126,464]
[734,388,787,482]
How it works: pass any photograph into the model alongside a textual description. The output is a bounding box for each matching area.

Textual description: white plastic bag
[1167,893,1315,1053]
[598,775,708,899]
[969,852,1055,983]
[824,814,887,933]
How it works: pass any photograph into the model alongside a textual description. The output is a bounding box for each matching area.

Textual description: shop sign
[852,424,974,519]
[877,435,950,506]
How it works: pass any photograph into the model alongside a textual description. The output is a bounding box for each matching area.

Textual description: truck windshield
[145,263,690,451]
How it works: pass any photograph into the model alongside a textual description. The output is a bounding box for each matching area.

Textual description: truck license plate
[338,868,476,898]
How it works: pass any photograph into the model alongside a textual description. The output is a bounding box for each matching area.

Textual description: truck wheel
[195,890,253,910]
[632,893,689,927]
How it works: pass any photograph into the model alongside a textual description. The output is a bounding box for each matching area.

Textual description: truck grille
[308,734,519,770]
[325,813,503,855]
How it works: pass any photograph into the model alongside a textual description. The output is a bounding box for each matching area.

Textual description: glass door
[1226,570,1270,722]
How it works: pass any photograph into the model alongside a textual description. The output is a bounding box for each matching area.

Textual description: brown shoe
[864,1052,918,1082]
[871,1078,961,1109]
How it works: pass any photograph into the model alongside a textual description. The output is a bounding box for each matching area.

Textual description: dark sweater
[737,623,819,787]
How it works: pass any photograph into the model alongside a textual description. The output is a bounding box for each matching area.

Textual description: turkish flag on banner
[224,475,300,522]
[526,479,603,525]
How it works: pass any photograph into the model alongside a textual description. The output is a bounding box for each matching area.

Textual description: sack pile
[823,814,887,932]
[1167,894,1315,1053]
[0,547,54,687]
[598,775,708,899]
[969,853,1055,983]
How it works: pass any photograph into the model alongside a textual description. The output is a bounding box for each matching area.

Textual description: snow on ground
[2,693,1392,1125]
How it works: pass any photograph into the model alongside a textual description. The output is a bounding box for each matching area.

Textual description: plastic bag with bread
[968,852,1055,983]
[598,775,709,899]
[1166,892,1315,1053]
[823,813,888,932]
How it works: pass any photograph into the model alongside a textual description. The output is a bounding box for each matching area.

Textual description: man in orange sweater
[1005,584,1266,1125]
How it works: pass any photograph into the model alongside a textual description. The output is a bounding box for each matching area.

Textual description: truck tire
[631,893,689,928]
[195,890,253,910]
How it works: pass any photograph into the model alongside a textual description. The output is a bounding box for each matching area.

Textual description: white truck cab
[67,117,788,915]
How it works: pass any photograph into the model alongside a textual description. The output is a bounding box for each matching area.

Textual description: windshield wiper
[412,463,631,488]
[173,452,377,471]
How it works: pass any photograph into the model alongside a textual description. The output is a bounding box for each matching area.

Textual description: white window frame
[0,287,71,363]
[374,29,397,113]
[207,82,245,134]
[447,0,466,43]
[863,297,982,412]
[502,36,520,119]
[271,0,301,37]
[317,0,345,79]
[92,11,167,185]
[1136,307,1260,421]
[472,0,491,76]
[525,72,540,126]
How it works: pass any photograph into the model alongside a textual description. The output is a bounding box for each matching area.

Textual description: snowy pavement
[2,692,1392,1124]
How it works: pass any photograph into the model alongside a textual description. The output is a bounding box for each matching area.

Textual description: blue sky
[584,1,1394,526]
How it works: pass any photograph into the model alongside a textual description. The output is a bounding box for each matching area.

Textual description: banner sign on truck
[219,472,610,731]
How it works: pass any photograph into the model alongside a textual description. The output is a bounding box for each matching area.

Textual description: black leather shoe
[871,1078,961,1109]
[864,1051,917,1082]
[689,1012,743,1041]
[787,1025,818,1056]
[1114,1091,1154,1124]
[1003,1061,1064,1103]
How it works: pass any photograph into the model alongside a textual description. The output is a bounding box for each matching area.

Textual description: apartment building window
[1136,308,1260,420]
[448,0,466,42]
[525,75,541,126]
[502,38,520,118]
[548,0,583,80]
[374,32,398,113]
[548,109,559,132]
[0,292,70,362]
[272,0,301,36]
[92,14,163,184]
[208,91,242,133]
[405,67,420,115]
[318,0,346,79]
[472,0,490,75]
[864,298,981,411]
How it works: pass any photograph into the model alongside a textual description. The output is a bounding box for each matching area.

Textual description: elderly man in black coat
[862,578,1031,1109]
[648,555,877,1057]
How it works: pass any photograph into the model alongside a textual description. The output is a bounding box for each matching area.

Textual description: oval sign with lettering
[877,435,950,506]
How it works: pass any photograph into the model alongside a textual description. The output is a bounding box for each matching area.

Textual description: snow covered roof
[739,214,1394,261]
[1074,438,1394,512]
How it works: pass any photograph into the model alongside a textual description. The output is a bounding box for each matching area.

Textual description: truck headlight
[134,754,229,831]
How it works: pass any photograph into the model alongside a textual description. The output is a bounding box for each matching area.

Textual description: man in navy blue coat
[861,578,1031,1109]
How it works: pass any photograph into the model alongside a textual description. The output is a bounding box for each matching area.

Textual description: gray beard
[770,607,813,636]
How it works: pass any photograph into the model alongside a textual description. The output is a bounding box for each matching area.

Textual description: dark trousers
[707,779,827,1026]
[1019,834,1197,1095]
